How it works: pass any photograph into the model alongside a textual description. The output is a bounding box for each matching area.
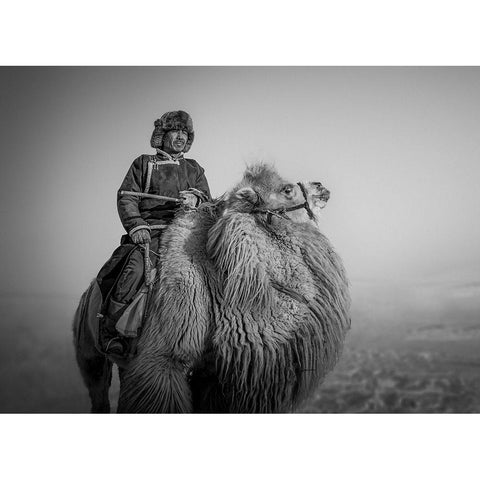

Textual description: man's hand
[130,229,151,244]
[179,191,198,208]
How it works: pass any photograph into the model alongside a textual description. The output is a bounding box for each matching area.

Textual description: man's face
[162,129,188,154]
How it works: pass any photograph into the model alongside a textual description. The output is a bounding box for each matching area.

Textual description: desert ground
[1,279,479,413]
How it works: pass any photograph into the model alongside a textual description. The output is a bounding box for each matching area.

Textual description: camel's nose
[312,182,330,201]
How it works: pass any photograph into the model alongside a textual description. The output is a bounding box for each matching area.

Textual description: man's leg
[101,248,145,355]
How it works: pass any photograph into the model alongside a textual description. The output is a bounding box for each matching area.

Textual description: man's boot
[99,314,126,356]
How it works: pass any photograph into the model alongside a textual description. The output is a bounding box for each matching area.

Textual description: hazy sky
[1,67,479,296]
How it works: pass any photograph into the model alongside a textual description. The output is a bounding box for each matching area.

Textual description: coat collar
[155,149,184,164]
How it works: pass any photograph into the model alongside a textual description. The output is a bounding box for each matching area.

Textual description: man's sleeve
[117,155,150,235]
[193,163,212,202]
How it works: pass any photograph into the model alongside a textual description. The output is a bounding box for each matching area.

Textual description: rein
[252,182,315,223]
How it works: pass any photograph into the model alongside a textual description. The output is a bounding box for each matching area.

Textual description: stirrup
[104,336,125,353]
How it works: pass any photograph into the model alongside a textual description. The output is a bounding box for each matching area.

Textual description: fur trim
[150,111,194,153]
[128,224,151,236]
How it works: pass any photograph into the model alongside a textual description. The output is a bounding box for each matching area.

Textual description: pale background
[1,66,479,412]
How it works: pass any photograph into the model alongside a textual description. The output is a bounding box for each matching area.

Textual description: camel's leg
[117,357,193,413]
[73,285,113,413]
[190,356,229,413]
[76,351,113,413]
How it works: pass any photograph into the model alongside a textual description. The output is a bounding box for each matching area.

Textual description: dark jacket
[117,154,211,234]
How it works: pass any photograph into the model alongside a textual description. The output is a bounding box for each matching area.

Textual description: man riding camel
[97,110,211,357]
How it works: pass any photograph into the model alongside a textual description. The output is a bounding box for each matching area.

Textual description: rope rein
[139,245,162,259]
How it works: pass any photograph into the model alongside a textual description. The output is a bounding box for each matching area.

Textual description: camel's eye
[282,184,295,195]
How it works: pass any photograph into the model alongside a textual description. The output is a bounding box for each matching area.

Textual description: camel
[73,163,351,413]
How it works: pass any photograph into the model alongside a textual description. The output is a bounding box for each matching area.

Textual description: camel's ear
[234,187,259,205]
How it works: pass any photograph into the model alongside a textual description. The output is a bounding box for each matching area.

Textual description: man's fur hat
[150,110,195,153]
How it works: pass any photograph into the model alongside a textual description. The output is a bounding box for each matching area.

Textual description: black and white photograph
[1,65,479,414]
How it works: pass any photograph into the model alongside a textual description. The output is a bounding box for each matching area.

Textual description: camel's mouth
[308,182,330,209]
[311,191,330,209]
[312,199,327,209]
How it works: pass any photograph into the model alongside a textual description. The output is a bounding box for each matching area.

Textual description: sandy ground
[1,286,479,413]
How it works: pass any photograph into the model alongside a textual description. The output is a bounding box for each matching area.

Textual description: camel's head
[225,163,330,225]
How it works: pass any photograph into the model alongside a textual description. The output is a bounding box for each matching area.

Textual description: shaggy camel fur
[73,163,350,413]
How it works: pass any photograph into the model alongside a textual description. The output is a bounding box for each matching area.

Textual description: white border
[1,0,480,65]
[2,2,479,478]
[1,415,478,480]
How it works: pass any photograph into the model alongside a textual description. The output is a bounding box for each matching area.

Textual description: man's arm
[194,165,211,201]
[117,155,150,236]
[184,160,212,204]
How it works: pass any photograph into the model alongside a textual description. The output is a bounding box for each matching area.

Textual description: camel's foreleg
[117,356,192,413]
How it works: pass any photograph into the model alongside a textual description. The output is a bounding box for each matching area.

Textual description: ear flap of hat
[150,110,195,152]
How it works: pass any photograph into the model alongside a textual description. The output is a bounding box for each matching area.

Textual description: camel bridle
[252,182,315,223]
